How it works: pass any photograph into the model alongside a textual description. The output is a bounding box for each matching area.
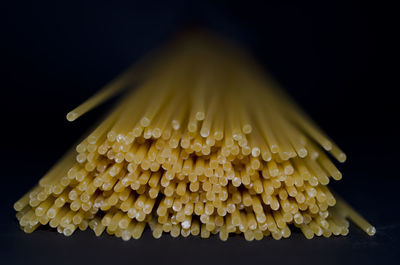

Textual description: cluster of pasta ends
[14,33,375,241]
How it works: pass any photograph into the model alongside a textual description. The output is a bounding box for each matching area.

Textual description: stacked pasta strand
[14,33,375,240]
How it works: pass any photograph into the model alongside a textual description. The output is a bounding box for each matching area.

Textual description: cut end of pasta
[366,226,376,236]
[66,112,77,122]
[338,153,347,163]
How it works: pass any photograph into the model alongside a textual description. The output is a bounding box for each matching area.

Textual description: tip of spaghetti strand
[195,112,205,121]
[66,112,78,122]
[13,202,23,211]
[242,124,252,134]
[322,141,332,151]
[366,226,376,236]
[298,148,308,158]
[171,120,180,130]
[200,129,209,138]
[338,153,347,163]
[140,117,151,127]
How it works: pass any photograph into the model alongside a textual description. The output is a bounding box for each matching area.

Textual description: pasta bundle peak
[14,32,375,240]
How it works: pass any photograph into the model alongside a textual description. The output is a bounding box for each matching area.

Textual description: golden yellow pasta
[13,32,375,241]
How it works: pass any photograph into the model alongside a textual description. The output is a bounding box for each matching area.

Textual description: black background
[0,1,398,264]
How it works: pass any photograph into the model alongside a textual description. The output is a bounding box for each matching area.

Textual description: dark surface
[1,1,398,265]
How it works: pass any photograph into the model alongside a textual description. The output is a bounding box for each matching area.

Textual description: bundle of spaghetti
[14,32,375,241]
